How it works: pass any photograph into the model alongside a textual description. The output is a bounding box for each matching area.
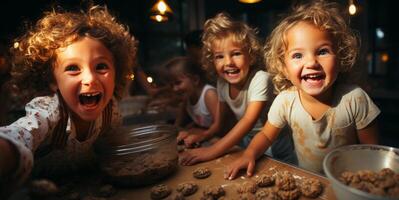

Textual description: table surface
[114,148,337,200]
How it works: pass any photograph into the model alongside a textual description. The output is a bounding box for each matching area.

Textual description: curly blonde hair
[264,0,359,93]
[202,12,263,77]
[11,5,137,101]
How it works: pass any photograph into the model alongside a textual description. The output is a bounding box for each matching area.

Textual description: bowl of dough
[96,123,178,187]
[323,144,399,200]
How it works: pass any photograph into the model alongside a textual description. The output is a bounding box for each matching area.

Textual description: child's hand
[179,147,217,165]
[183,134,205,147]
[225,153,256,180]
[177,130,189,144]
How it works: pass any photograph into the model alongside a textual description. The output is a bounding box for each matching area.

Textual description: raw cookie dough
[300,178,323,198]
[193,167,212,179]
[256,174,275,187]
[151,184,172,200]
[176,182,198,196]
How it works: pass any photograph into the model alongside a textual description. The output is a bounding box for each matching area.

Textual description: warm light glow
[157,1,167,13]
[150,0,173,22]
[13,42,19,49]
[155,15,163,22]
[238,0,262,3]
[147,76,153,83]
[349,4,357,15]
[381,53,389,63]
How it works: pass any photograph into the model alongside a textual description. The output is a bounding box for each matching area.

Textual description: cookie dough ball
[176,182,198,196]
[151,184,172,200]
[237,181,257,194]
[256,174,275,187]
[193,167,212,179]
[300,178,323,198]
[238,192,256,200]
[29,179,59,197]
[96,184,117,197]
[255,188,280,200]
[277,187,301,200]
[201,185,225,199]
[275,171,297,191]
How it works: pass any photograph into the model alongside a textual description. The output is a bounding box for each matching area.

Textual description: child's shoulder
[336,84,369,99]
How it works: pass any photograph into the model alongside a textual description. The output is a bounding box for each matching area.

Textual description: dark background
[0,0,398,147]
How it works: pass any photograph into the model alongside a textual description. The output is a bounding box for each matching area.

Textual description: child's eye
[65,65,79,72]
[292,53,302,59]
[318,48,330,55]
[96,63,109,70]
[214,54,224,60]
[232,51,242,56]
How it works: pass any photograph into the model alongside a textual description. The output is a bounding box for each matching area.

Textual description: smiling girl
[0,5,136,195]
[179,12,296,166]
[226,0,380,179]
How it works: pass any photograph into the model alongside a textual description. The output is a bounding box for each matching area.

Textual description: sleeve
[267,92,289,129]
[216,78,226,102]
[248,71,272,102]
[350,88,381,130]
[0,95,59,185]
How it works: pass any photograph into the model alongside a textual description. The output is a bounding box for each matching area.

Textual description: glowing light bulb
[147,76,153,83]
[349,4,357,15]
[157,1,167,14]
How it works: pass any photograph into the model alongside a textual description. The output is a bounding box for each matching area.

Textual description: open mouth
[79,92,102,106]
[301,74,325,81]
[224,68,240,75]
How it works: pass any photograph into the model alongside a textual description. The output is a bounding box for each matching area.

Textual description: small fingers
[247,161,255,177]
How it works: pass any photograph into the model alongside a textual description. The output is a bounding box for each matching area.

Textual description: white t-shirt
[0,94,121,184]
[217,70,274,132]
[268,84,380,173]
[186,84,216,128]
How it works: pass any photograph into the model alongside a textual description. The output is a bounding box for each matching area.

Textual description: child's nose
[223,56,233,66]
[304,56,320,68]
[81,70,96,86]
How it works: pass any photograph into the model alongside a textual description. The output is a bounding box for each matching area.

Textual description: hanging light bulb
[238,0,262,3]
[349,0,357,15]
[150,0,174,22]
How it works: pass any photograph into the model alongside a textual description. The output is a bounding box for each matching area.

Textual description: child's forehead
[211,35,244,50]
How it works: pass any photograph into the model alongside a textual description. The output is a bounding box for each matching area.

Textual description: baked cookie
[193,167,212,179]
[96,184,117,197]
[201,185,225,199]
[237,181,257,194]
[275,171,297,191]
[238,192,256,200]
[29,179,59,197]
[256,174,275,187]
[277,187,301,200]
[300,178,323,198]
[151,184,172,200]
[176,182,198,196]
[255,188,280,200]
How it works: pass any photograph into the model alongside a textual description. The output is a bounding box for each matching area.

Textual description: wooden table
[114,148,337,200]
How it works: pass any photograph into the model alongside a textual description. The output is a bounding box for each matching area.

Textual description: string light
[150,0,173,22]
[349,0,357,15]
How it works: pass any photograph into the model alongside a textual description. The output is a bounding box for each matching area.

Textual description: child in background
[180,12,296,165]
[166,56,218,147]
[226,0,380,179]
[0,5,136,195]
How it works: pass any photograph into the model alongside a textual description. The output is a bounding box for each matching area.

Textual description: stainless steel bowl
[97,123,178,187]
[323,144,399,200]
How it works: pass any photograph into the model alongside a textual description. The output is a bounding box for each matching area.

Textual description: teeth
[81,92,101,97]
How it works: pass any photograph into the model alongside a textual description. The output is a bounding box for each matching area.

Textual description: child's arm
[181,88,219,146]
[0,138,18,179]
[357,119,379,144]
[179,100,265,165]
[225,121,281,180]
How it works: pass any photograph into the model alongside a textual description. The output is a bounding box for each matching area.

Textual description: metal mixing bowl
[323,144,399,200]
